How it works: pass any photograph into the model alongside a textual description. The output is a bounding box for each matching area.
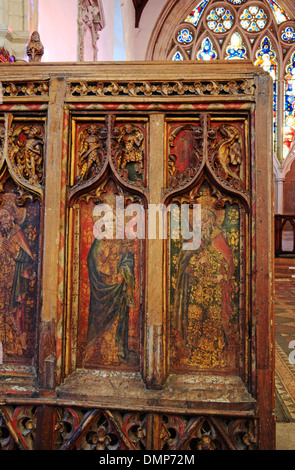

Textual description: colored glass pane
[197,37,217,60]
[185,0,209,26]
[225,32,247,59]
[284,53,295,158]
[227,0,246,4]
[172,51,184,61]
[240,7,267,32]
[207,8,234,33]
[255,37,278,152]
[177,28,193,44]
[281,27,295,43]
[266,0,289,25]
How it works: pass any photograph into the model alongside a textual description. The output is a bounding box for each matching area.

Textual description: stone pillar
[276,176,285,215]
[0,0,38,61]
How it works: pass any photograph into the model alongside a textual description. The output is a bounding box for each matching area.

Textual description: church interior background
[0,0,295,450]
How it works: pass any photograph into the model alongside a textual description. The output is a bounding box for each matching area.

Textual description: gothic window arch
[147,0,295,164]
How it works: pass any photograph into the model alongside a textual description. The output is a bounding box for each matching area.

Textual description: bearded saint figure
[0,195,35,357]
[172,200,235,369]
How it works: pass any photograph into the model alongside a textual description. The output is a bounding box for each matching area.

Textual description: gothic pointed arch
[146,0,295,168]
[222,28,249,59]
[195,32,220,59]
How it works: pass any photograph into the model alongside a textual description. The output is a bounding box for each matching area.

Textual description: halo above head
[0,193,26,225]
[197,195,225,227]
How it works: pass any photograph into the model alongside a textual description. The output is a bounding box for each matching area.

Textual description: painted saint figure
[85,202,138,366]
[0,195,35,356]
[172,203,236,369]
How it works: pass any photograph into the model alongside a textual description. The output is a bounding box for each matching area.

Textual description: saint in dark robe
[85,237,138,366]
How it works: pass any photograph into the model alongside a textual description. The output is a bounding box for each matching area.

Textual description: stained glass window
[255,36,277,78]
[240,6,268,32]
[284,53,295,157]
[185,0,210,26]
[281,26,295,43]
[207,7,234,33]
[266,0,289,24]
[225,32,247,59]
[172,51,184,61]
[177,28,194,45]
[255,37,278,151]
[227,0,246,4]
[168,0,295,161]
[197,37,217,60]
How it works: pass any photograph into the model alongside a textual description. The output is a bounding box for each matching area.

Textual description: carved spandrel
[75,124,108,184]
[8,123,45,188]
[208,124,244,189]
[111,123,145,187]
[167,123,203,189]
[70,118,147,200]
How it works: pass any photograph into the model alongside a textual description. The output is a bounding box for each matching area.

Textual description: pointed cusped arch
[147,0,295,163]
[221,28,250,59]
[147,0,295,61]
[194,32,221,60]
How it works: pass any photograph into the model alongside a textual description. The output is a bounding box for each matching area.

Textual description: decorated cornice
[67,78,256,98]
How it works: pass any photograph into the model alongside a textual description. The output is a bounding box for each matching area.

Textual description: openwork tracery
[168,0,295,163]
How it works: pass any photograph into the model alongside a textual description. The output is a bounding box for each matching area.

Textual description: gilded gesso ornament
[209,125,243,183]
[170,183,240,371]
[9,125,44,186]
[112,124,145,184]
[76,124,107,183]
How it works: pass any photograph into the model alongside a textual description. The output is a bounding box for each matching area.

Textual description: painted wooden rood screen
[0,61,274,450]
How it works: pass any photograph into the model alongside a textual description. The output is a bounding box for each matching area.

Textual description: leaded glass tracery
[185,0,210,26]
[284,52,295,158]
[266,0,289,24]
[197,37,218,59]
[225,31,247,58]
[207,7,235,32]
[255,36,278,151]
[169,0,295,162]
[227,0,246,4]
[240,6,268,31]
[281,26,295,43]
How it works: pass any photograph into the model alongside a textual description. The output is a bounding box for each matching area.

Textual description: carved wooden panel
[165,114,250,377]
[0,62,274,450]
[0,113,44,373]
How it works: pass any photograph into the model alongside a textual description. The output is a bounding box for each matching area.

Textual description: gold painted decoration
[208,124,243,186]
[111,124,145,186]
[75,123,108,183]
[169,182,241,372]
[67,79,255,98]
[8,123,45,188]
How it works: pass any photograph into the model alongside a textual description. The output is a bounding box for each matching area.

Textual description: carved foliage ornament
[165,114,246,203]
[9,124,44,187]
[67,79,255,97]
[76,123,108,183]
[1,82,49,98]
[72,116,147,202]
